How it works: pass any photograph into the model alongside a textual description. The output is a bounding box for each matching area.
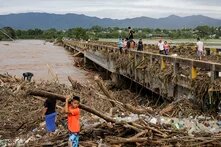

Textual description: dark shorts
[165,49,169,55]
[159,50,164,54]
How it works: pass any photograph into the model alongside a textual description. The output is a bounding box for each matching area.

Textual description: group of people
[42,95,80,147]
[157,37,204,59]
[118,33,204,61]
[157,39,170,55]
[117,27,204,61]
[117,27,143,53]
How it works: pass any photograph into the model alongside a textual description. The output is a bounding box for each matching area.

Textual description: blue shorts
[69,132,79,147]
[45,112,57,132]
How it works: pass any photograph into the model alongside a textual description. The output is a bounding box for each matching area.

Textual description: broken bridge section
[63,40,221,100]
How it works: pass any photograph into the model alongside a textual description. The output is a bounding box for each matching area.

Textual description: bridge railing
[63,40,221,98]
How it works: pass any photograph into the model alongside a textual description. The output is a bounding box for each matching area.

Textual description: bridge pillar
[134,52,137,81]
[84,50,87,67]
[168,62,180,98]
[149,55,153,66]
[211,64,219,81]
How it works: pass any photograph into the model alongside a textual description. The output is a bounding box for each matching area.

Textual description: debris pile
[1,73,221,146]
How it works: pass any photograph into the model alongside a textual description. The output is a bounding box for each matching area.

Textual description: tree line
[0,25,221,41]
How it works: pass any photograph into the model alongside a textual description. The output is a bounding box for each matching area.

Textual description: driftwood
[27,89,165,140]
[124,103,153,114]
[73,51,82,57]
[14,81,26,94]
[94,75,154,115]
[106,136,158,144]
[94,76,116,107]
[68,76,82,90]
[159,98,185,115]
[27,89,116,123]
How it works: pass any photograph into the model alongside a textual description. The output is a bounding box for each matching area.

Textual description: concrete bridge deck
[63,40,221,100]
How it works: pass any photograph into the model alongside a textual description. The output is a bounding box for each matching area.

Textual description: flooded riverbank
[0,40,88,84]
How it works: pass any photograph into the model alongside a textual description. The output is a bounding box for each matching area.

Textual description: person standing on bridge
[128,27,134,40]
[137,39,143,51]
[163,41,170,55]
[118,37,123,54]
[196,37,204,60]
[158,40,164,54]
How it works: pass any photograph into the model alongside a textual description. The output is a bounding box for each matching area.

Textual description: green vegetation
[0,25,221,41]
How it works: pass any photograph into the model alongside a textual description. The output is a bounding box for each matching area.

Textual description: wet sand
[0,40,88,84]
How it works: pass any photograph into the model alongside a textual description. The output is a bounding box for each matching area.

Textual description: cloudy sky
[1,0,221,19]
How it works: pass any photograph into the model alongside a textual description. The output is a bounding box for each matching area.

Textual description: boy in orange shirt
[64,95,80,147]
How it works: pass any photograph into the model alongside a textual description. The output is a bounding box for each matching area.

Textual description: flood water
[0,40,88,84]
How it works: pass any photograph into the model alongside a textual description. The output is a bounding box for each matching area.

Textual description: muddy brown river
[0,40,88,84]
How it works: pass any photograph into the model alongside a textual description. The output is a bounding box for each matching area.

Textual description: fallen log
[73,51,82,57]
[27,89,116,123]
[27,89,153,133]
[106,136,150,144]
[94,76,154,114]
[124,103,153,114]
[94,75,116,107]
[68,76,82,90]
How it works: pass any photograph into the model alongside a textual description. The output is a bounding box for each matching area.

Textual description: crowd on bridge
[117,26,205,60]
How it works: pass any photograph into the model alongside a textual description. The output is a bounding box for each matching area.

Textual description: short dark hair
[197,37,200,41]
[128,27,131,29]
[72,96,80,102]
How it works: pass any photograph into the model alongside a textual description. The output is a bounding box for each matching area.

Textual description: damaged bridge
[63,40,221,100]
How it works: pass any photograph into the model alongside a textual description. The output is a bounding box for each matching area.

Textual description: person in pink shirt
[163,41,170,55]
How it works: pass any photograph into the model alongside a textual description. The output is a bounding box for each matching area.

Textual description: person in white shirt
[158,40,164,54]
[196,37,204,60]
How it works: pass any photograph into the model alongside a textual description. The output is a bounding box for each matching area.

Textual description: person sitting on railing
[127,27,136,49]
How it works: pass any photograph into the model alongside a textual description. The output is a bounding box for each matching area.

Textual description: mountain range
[0,13,221,30]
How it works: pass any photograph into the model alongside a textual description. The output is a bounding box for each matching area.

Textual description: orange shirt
[68,105,80,133]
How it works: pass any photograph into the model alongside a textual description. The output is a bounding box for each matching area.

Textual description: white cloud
[0,0,221,19]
